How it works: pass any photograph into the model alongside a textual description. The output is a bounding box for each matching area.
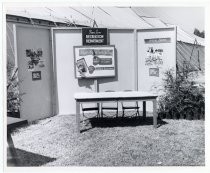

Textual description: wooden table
[7,117,28,166]
[74,91,158,133]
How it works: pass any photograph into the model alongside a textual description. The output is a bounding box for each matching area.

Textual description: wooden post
[143,101,146,120]
[134,29,138,91]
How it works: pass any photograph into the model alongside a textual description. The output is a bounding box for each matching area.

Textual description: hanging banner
[82,28,108,45]
[74,45,115,78]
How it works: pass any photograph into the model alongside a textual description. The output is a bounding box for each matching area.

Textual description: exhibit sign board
[74,45,115,78]
[137,27,176,92]
[82,28,108,45]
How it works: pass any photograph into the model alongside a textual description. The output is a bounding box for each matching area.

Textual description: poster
[74,45,115,78]
[145,47,163,66]
[26,48,45,71]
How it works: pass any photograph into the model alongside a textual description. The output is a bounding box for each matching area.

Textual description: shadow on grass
[81,117,168,133]
[8,148,56,167]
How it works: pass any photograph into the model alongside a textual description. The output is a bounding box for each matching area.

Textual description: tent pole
[134,29,138,91]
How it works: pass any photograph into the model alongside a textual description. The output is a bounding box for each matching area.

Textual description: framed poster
[74,45,115,78]
[32,71,41,80]
[149,68,159,77]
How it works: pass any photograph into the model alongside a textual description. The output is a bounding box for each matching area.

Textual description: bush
[158,69,205,120]
[7,61,23,117]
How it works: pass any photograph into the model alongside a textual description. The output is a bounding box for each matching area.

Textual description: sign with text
[74,45,115,78]
[82,28,108,45]
[32,71,41,81]
[144,38,171,44]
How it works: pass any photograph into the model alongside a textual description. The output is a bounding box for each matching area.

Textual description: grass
[10,112,205,166]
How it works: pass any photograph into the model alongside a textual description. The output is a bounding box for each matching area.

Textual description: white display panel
[74,45,115,78]
[137,27,176,92]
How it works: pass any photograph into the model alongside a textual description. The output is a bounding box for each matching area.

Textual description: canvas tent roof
[6,6,204,46]
[6,6,205,72]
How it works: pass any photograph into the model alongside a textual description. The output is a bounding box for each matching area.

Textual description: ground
[10,113,205,166]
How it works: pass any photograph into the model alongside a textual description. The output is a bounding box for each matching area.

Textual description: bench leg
[76,102,80,134]
[153,99,157,128]
[143,101,146,120]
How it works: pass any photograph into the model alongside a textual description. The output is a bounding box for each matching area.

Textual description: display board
[74,45,115,78]
[137,27,176,92]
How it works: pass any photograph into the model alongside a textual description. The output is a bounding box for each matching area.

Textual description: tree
[194,28,205,38]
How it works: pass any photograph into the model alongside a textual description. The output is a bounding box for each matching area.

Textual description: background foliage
[7,60,22,117]
[158,68,205,120]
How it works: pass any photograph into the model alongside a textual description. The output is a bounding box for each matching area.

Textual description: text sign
[145,38,171,44]
[32,71,41,81]
[82,28,108,45]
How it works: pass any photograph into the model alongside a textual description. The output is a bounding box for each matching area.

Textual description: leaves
[158,68,205,120]
[7,60,22,114]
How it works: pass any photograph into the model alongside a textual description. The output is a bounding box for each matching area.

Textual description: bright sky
[133,7,205,34]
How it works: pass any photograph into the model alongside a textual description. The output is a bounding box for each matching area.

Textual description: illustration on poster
[26,48,44,71]
[145,47,163,66]
[76,58,88,77]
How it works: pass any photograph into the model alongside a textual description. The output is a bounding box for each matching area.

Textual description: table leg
[76,102,80,134]
[143,101,146,120]
[153,99,157,128]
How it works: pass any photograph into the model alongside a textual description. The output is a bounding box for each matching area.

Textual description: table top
[74,91,158,100]
[7,117,28,131]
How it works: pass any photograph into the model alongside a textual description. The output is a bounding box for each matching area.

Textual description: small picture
[88,65,95,74]
[76,58,88,73]
[26,49,32,57]
[37,48,43,57]
[149,68,159,77]
[28,61,34,71]
[38,60,45,67]
[32,71,41,81]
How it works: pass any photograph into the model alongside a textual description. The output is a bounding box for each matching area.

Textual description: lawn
[10,113,205,166]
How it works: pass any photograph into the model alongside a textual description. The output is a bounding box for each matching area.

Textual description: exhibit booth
[6,7,204,121]
[7,25,176,120]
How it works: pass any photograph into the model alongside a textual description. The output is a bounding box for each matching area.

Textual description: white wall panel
[137,28,176,92]
[54,29,96,115]
[54,29,136,115]
[98,29,135,91]
[16,26,53,121]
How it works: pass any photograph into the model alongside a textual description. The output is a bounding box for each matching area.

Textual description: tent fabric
[6,6,205,72]
[6,7,152,28]
[139,17,167,28]
[6,7,204,46]
[176,41,205,72]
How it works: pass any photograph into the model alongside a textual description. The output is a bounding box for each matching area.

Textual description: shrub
[158,69,205,120]
[7,61,23,117]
